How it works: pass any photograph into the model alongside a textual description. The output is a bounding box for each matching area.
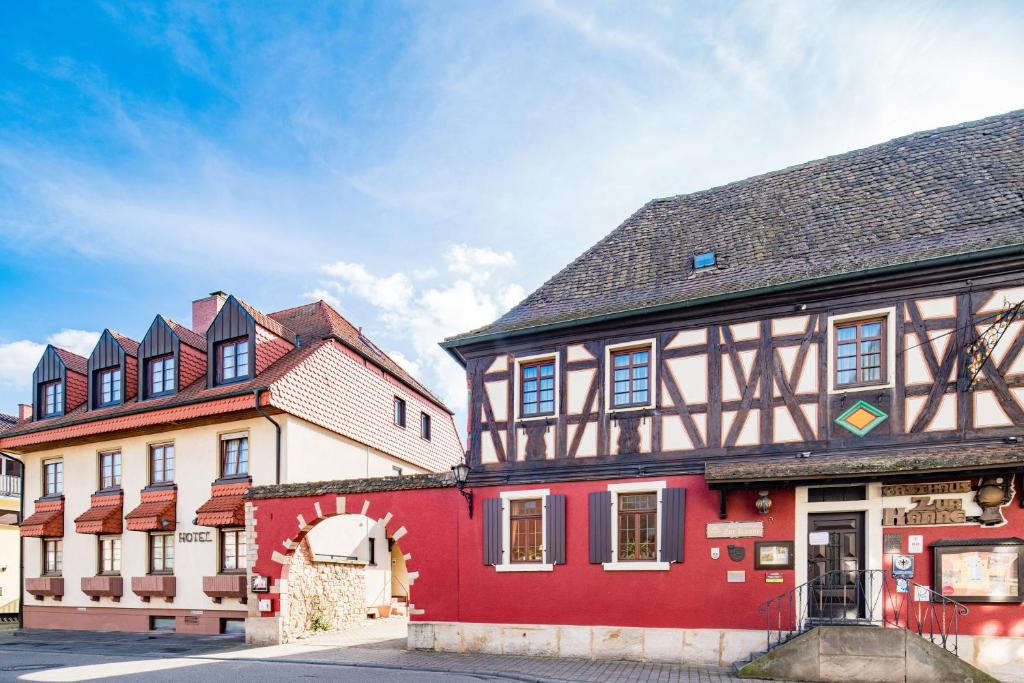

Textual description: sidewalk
[0,626,771,683]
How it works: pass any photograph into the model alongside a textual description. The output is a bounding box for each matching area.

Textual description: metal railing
[757,569,968,656]
[0,474,19,498]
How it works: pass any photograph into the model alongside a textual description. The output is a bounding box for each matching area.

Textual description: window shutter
[588,490,612,564]
[545,494,566,565]
[660,487,686,563]
[482,498,503,566]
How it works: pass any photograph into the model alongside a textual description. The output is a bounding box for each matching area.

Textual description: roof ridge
[233,296,297,342]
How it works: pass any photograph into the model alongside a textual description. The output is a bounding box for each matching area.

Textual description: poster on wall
[932,540,1024,603]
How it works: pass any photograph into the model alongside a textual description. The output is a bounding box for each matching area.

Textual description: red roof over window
[125,487,176,532]
[195,481,249,527]
[20,498,64,537]
[74,492,123,534]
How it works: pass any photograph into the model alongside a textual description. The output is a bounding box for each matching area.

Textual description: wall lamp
[451,462,473,519]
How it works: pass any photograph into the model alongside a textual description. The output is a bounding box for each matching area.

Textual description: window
[150,533,174,574]
[43,539,62,575]
[420,412,431,441]
[368,537,376,566]
[150,616,176,631]
[617,493,657,561]
[150,444,174,484]
[41,380,63,417]
[612,347,651,408]
[43,459,63,496]
[520,361,555,417]
[510,498,543,563]
[394,397,406,428]
[221,528,247,573]
[148,355,175,397]
[835,318,886,387]
[99,536,121,574]
[221,436,249,477]
[99,451,122,489]
[218,338,250,383]
[694,250,717,269]
[96,368,122,406]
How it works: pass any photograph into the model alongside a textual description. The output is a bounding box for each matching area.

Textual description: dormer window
[96,368,122,407]
[41,380,63,417]
[218,338,249,384]
[694,250,717,269]
[148,355,175,397]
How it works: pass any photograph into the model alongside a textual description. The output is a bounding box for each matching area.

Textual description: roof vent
[694,251,717,270]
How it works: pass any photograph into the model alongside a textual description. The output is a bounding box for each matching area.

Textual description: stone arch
[247,493,424,644]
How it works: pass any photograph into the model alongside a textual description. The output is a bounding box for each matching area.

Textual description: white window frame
[513,353,559,421]
[603,480,669,571]
[827,307,896,393]
[604,338,657,413]
[495,488,553,572]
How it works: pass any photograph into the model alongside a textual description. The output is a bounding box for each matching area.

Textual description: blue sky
[2,1,1024,432]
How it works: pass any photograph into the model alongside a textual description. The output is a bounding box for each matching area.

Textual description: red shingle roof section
[74,492,124,534]
[195,481,249,527]
[236,297,296,341]
[21,498,64,537]
[108,331,139,356]
[125,487,176,531]
[166,318,207,350]
[54,347,88,375]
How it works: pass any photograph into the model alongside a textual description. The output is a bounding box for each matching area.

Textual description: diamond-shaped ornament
[835,400,887,436]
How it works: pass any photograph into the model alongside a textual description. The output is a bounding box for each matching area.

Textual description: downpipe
[252,388,281,485]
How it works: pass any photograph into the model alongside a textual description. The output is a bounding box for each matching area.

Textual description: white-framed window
[604,480,669,571]
[495,488,553,572]
[513,353,559,421]
[827,307,896,393]
[604,339,657,412]
[99,535,122,575]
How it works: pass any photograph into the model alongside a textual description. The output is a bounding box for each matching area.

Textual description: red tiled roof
[236,297,296,341]
[108,331,139,357]
[74,492,123,534]
[195,481,249,527]
[125,487,176,531]
[165,318,207,350]
[21,498,64,537]
[270,300,451,412]
[53,347,88,375]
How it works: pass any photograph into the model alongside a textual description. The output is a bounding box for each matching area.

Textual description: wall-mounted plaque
[754,541,794,570]
[765,572,784,584]
[884,533,902,554]
[727,570,746,583]
[251,575,270,593]
[728,545,745,562]
[706,521,764,539]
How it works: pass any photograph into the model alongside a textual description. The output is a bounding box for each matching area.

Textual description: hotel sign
[882,480,974,527]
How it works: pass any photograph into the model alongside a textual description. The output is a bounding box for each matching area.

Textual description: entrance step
[737,625,998,683]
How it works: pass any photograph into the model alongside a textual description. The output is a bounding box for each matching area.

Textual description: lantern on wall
[755,490,773,515]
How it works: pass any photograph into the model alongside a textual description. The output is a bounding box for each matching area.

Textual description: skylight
[694,251,717,269]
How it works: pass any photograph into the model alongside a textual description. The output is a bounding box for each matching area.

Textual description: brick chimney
[18,403,31,421]
[192,291,228,334]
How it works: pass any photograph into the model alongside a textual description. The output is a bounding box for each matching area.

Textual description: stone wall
[284,538,366,641]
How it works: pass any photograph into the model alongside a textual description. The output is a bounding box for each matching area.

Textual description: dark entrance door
[807,511,865,620]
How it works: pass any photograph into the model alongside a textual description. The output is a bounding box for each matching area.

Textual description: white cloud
[311,244,525,425]
[301,288,342,309]
[0,329,100,396]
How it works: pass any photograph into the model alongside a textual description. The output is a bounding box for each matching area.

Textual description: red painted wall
[878,500,1024,638]
[252,475,795,631]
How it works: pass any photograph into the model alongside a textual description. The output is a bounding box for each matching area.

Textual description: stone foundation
[283,538,366,641]
[408,621,765,666]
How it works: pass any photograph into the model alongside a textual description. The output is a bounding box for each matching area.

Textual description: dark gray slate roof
[704,441,1024,485]
[448,110,1024,344]
[247,472,452,500]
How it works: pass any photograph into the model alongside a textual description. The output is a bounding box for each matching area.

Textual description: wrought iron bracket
[457,487,474,519]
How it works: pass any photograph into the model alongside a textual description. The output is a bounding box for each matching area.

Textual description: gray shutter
[483,498,503,565]
[660,487,686,563]
[545,494,566,565]
[588,491,612,564]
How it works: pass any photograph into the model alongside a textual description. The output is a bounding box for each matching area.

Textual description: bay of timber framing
[466,270,1024,477]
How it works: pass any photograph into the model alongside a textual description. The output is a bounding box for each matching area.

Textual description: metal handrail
[756,569,968,656]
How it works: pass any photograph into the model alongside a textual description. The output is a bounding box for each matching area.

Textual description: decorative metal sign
[727,545,745,562]
[882,481,971,497]
[882,478,1014,527]
[706,521,764,538]
[892,554,915,578]
[251,575,270,593]
[177,530,214,543]
[883,496,967,526]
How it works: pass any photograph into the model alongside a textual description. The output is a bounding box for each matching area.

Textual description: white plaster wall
[20,416,277,612]
[282,415,426,482]
[0,524,18,609]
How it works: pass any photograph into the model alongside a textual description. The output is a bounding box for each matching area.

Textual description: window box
[132,575,176,603]
[203,574,247,604]
[25,577,63,601]
[81,575,123,602]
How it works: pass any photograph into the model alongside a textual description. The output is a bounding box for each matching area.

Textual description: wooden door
[807,512,865,620]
